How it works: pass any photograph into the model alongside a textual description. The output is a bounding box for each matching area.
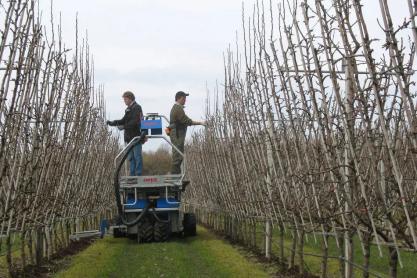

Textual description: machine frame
[111,113,196,242]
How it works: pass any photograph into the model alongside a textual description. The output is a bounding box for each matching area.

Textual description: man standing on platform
[169,91,205,174]
[107,91,143,176]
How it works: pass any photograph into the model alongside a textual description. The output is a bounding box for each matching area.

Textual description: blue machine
[112,113,196,242]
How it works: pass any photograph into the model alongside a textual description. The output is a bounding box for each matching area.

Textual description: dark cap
[175,91,189,100]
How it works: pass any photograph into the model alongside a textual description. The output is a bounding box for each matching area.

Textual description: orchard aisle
[54,226,277,278]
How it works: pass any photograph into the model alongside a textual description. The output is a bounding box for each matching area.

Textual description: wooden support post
[265,118,274,260]
[279,221,285,266]
[265,219,272,259]
[344,58,353,278]
[76,217,80,234]
[28,229,34,264]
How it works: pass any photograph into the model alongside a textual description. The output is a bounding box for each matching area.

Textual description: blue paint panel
[125,197,148,209]
[157,198,180,208]
[141,119,162,129]
[141,119,163,135]
[125,197,179,209]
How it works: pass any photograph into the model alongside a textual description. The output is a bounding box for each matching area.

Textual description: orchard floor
[54,226,282,278]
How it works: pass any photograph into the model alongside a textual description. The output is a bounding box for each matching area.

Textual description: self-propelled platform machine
[111,113,196,242]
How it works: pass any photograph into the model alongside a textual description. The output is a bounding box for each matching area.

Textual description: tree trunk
[363,232,371,278]
[35,227,43,266]
[28,229,34,265]
[20,231,26,270]
[336,232,345,277]
[320,233,329,278]
[6,234,14,277]
[252,219,257,248]
[389,246,398,278]
[279,221,285,267]
[298,228,305,275]
[289,228,297,269]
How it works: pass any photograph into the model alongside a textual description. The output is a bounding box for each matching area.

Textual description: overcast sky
[40,0,252,150]
[37,0,257,149]
[37,0,409,150]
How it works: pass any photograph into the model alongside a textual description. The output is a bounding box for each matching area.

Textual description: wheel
[154,221,171,242]
[183,213,197,237]
[113,227,124,238]
[127,233,137,240]
[138,217,154,243]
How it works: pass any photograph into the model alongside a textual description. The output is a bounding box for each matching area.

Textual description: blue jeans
[128,143,142,176]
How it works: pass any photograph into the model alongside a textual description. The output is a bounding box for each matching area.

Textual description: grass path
[55,226,275,278]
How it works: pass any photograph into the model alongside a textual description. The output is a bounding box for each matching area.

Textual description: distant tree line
[142,145,171,176]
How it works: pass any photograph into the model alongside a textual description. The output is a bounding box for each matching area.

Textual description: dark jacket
[169,103,193,131]
[109,101,143,143]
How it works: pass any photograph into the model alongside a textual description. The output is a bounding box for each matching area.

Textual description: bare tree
[0,1,119,276]
[185,1,417,277]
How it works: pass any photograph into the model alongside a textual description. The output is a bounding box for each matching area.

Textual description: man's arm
[177,108,193,126]
[180,110,205,126]
[107,111,128,127]
[172,105,206,126]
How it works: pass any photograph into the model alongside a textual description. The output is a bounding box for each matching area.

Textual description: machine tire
[113,227,124,238]
[154,221,171,242]
[127,233,137,240]
[138,217,154,243]
[183,213,197,237]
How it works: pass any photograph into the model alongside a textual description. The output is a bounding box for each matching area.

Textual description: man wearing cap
[169,91,205,174]
[107,91,144,176]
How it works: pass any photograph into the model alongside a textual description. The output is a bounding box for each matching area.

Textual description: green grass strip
[55,226,271,278]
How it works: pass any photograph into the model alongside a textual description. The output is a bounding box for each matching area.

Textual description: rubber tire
[138,217,154,243]
[154,221,171,242]
[127,233,137,240]
[183,213,197,237]
[113,227,123,238]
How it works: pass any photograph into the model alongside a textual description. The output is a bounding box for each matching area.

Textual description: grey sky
[38,0,410,149]
[40,0,251,115]
[38,0,257,149]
